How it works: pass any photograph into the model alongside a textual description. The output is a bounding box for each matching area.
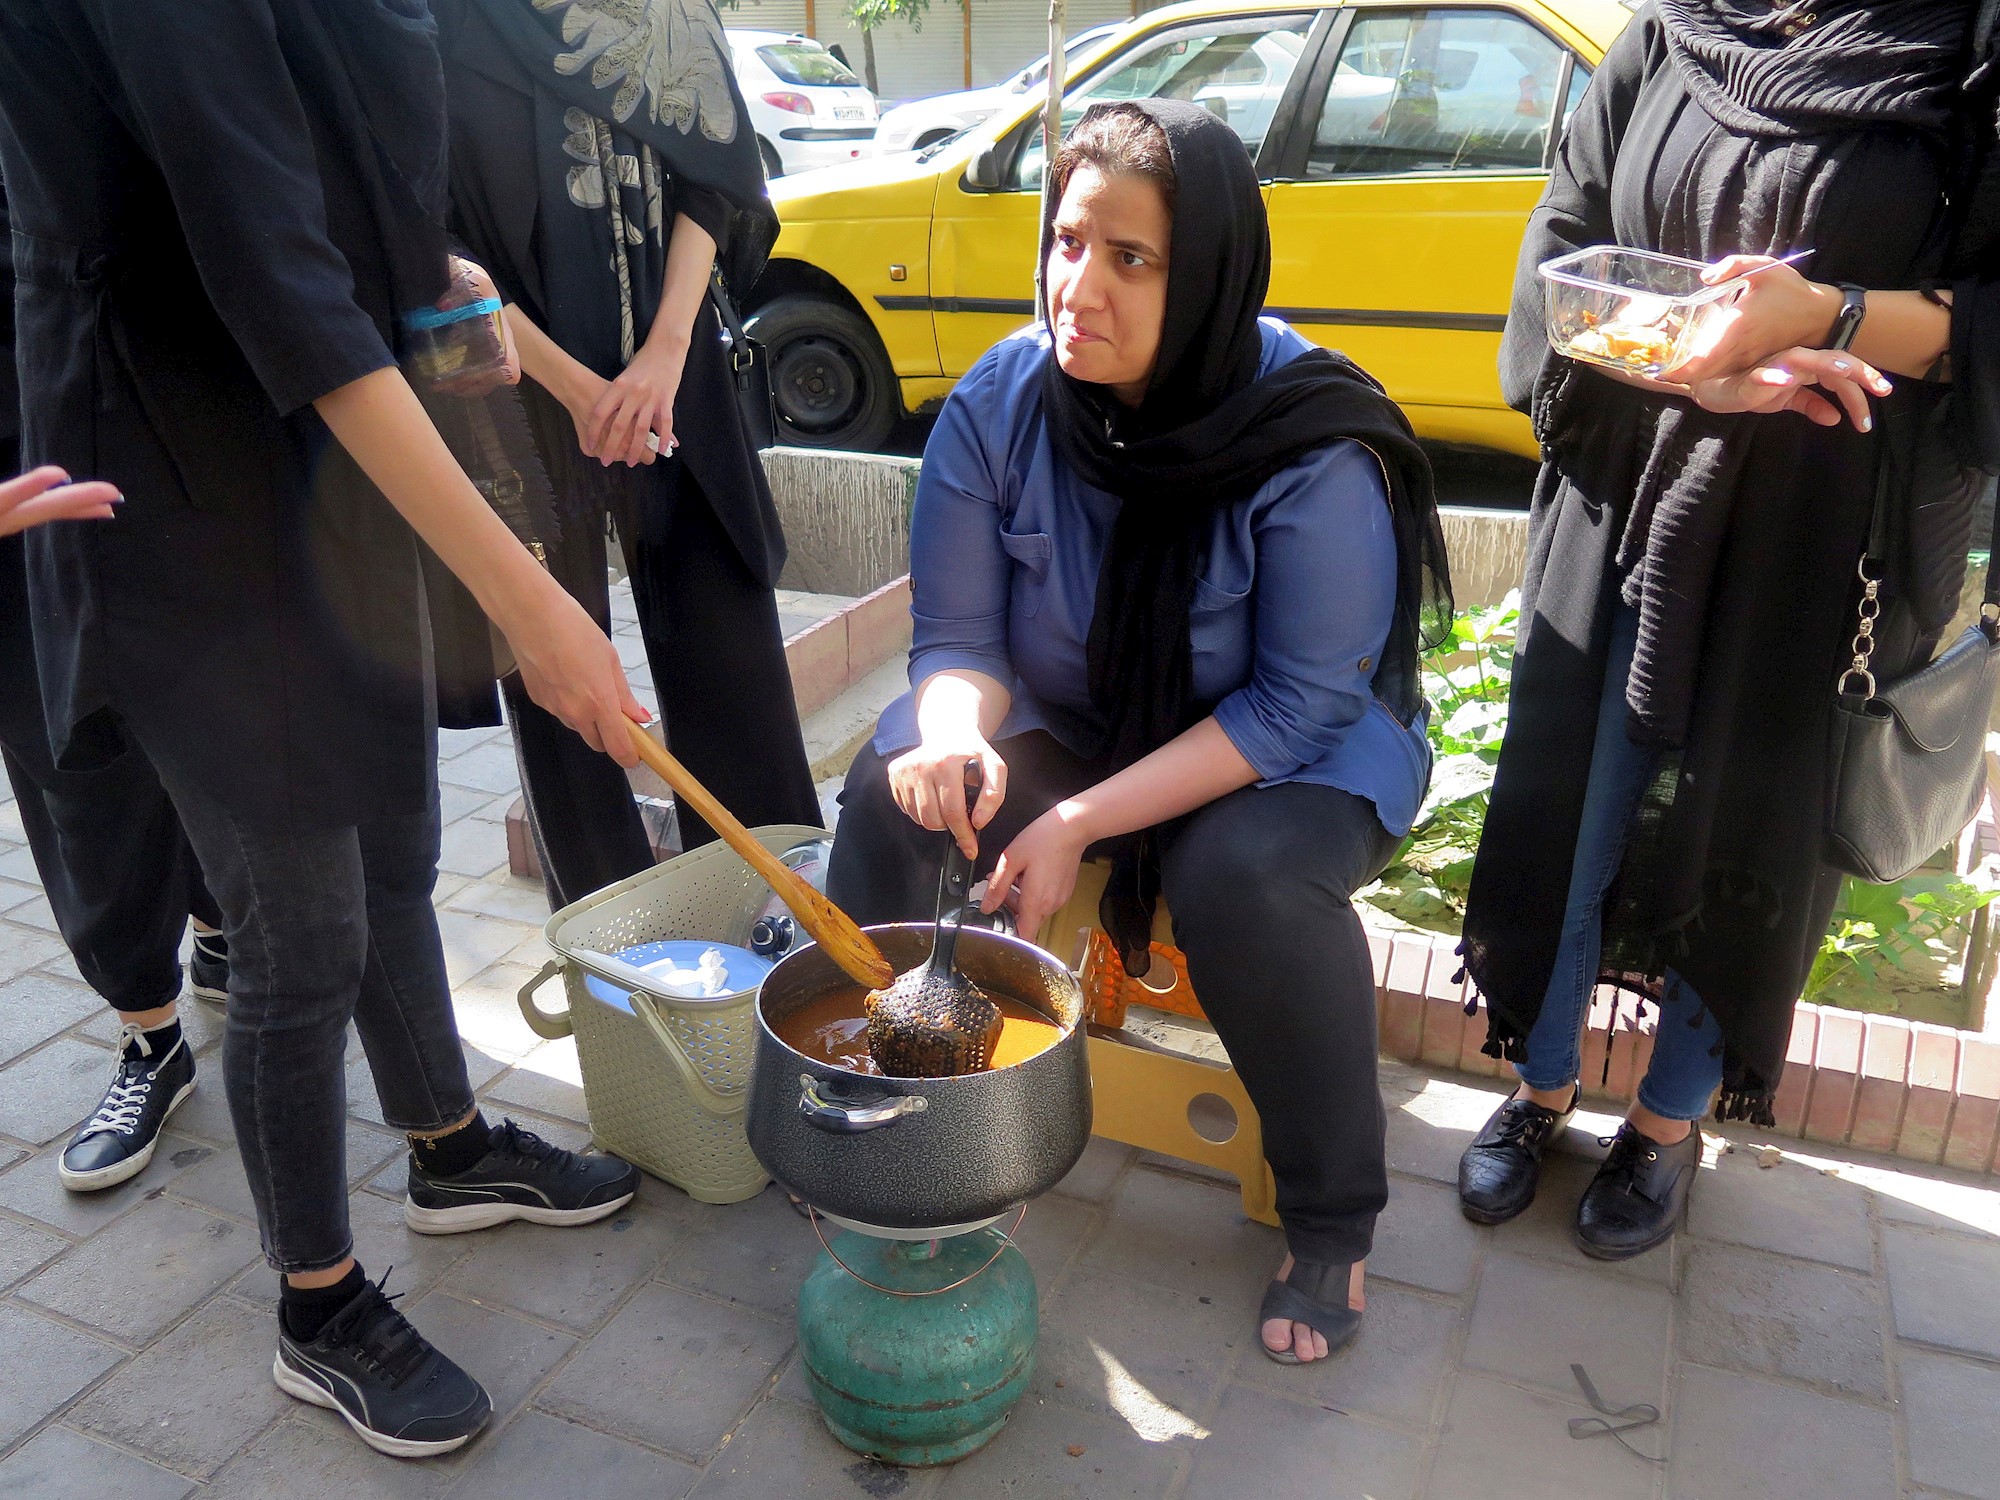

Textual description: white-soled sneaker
[404,1118,639,1234]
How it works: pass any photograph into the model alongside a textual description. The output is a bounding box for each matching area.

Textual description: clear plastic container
[402,263,510,395]
[1538,246,1731,378]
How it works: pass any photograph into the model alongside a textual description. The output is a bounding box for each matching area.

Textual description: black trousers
[827,731,1400,1265]
[504,469,822,910]
[0,528,217,1013]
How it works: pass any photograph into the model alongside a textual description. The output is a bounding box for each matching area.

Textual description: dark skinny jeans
[828,731,1400,1266]
[159,771,475,1274]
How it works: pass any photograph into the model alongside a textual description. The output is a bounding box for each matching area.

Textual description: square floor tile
[447,1410,698,1500]
[656,1185,819,1322]
[1899,1349,2000,1499]
[1080,1168,1282,1301]
[1427,1373,1657,1500]
[16,1197,260,1343]
[683,1395,931,1499]
[1462,1254,1673,1404]
[0,1425,193,1500]
[443,1188,691,1334]
[0,972,101,1066]
[401,1290,574,1424]
[1665,1364,1894,1500]
[0,1303,124,1448]
[933,1395,1180,1499]
[1677,1244,1886,1399]
[540,1283,792,1460]
[1883,1225,2000,1360]
[0,1037,118,1145]
[0,1211,69,1291]
[169,1121,401,1224]
[1234,1282,1459,1429]
[1184,1385,1421,1500]
[1369,1175,1486,1296]
[201,1415,450,1499]
[1687,1152,1873,1272]
[1490,1151,1678,1288]
[0,1133,215,1237]
[1036,1268,1240,1433]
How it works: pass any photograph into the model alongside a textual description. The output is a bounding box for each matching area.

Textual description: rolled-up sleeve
[1211,440,1396,780]
[905,355,1016,689]
[91,0,396,415]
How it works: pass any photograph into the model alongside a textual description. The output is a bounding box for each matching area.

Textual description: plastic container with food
[1538,246,1734,377]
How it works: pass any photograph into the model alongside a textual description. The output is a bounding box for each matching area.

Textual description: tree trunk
[861,26,880,95]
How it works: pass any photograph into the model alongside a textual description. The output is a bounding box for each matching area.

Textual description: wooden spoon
[622,720,894,990]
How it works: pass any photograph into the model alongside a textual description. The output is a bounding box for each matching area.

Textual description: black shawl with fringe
[1462,0,2000,1122]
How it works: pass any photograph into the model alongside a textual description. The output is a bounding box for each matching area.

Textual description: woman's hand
[493,576,651,765]
[1668,255,1843,384]
[561,365,615,460]
[1685,346,1891,431]
[981,804,1091,944]
[588,337,687,469]
[888,732,1009,859]
[0,467,120,537]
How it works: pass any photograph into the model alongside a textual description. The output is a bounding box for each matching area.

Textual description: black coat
[0,0,441,827]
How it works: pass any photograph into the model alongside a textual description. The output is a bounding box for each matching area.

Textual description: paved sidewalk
[3,589,1999,1498]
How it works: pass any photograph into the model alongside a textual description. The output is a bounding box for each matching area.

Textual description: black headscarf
[1035,100,1452,969]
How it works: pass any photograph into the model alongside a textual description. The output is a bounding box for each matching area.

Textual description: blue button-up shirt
[875,318,1430,836]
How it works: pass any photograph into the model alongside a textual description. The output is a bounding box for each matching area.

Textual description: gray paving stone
[445,1189,693,1333]
[439,818,511,880]
[0,971,101,1065]
[1080,1166,1283,1300]
[438,741,521,796]
[932,1395,1181,1499]
[1866,1168,2000,1241]
[656,1184,820,1321]
[0,1211,69,1290]
[1384,1096,1486,1186]
[435,910,533,989]
[436,782,494,823]
[16,1197,260,1344]
[1370,1175,1486,1296]
[0,920,64,982]
[0,1133,214,1236]
[1234,1282,1460,1429]
[1899,1349,2000,1499]
[401,1290,574,1425]
[1676,1243,1886,1399]
[1665,1363,1895,1500]
[449,963,551,1063]
[445,1410,699,1500]
[1035,1267,1241,1429]
[1009,1193,1097,1294]
[0,1303,124,1449]
[0,843,40,884]
[0,1036,118,1145]
[1883,1224,2000,1359]
[66,1297,288,1477]
[202,1416,450,1499]
[1492,1150,1679,1287]
[1462,1253,1673,1404]
[483,1041,590,1124]
[1426,1372,1657,1500]
[682,1393,927,1499]
[1687,1150,1874,1272]
[1184,1385,1423,1500]
[168,1121,402,1224]
[0,1425,194,1500]
[539,1282,792,1460]
[1049,1137,1134,1205]
[439,726,507,760]
[444,878,553,927]
[3,894,55,932]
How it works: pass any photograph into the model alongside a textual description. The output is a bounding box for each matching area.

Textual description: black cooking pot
[746,924,1091,1231]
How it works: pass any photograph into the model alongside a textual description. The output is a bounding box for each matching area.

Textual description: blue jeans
[160,776,476,1273]
[1516,604,1726,1122]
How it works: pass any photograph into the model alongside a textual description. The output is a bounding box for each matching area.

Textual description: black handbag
[1826,493,2000,883]
[711,271,778,451]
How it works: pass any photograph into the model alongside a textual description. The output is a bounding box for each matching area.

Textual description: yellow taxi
[746,0,1638,455]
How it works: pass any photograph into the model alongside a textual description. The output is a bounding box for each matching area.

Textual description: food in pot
[780,985,1064,1077]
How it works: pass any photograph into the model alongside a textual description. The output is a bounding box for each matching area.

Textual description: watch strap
[1828,283,1868,351]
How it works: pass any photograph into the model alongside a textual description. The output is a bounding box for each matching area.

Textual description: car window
[1561,59,1591,129]
[1304,8,1567,179]
[758,42,861,88]
[1008,17,1313,191]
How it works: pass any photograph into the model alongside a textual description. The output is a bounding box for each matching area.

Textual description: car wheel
[746,296,900,452]
[759,138,784,180]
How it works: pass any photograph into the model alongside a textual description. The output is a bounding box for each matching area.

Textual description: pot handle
[798,1074,929,1133]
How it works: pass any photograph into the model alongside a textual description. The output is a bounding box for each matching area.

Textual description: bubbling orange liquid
[775,985,1065,1077]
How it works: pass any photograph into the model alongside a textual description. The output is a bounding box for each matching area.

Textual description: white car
[868,21,1129,157]
[728,30,879,178]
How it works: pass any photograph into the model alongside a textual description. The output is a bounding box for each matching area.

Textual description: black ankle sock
[124,1018,181,1065]
[410,1111,492,1179]
[281,1262,366,1343]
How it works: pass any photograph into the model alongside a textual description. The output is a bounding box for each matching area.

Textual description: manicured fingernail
[1831,358,1850,372]
[1860,415,1873,432]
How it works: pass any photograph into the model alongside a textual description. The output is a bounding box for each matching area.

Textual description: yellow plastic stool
[1038,862,1278,1227]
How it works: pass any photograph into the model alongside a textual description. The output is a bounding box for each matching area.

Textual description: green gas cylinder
[796,1225,1038,1467]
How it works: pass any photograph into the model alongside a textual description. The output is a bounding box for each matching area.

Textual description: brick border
[1366,926,2000,1176]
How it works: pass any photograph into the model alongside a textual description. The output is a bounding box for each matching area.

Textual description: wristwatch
[1827,283,1868,351]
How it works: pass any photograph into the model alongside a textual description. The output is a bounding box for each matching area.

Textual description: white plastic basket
[517,825,825,1204]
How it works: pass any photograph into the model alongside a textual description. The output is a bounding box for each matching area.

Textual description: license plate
[833,107,867,121]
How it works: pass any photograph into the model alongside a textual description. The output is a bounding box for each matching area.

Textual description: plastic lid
[584,940,773,1014]
[402,296,502,332]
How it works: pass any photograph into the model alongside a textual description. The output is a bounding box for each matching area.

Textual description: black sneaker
[187,929,228,1004]
[1457,1084,1579,1225]
[273,1272,491,1458]
[58,1026,196,1192]
[404,1117,640,1235]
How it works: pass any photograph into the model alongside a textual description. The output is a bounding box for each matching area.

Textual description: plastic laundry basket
[517,825,825,1204]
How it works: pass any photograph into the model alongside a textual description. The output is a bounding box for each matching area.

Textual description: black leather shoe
[1457,1085,1579,1225]
[1575,1122,1701,1260]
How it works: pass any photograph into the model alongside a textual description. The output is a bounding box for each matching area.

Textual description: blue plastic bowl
[583,940,774,1015]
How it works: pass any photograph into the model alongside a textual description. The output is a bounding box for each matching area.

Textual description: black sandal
[1257,1259,1361,1365]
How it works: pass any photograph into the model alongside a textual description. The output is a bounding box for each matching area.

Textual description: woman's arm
[504,301,623,460]
[588,211,718,468]
[979,718,1258,939]
[1670,260,1954,383]
[315,368,648,763]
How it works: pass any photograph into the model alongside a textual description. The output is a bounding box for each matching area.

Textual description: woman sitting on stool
[827,100,1452,1366]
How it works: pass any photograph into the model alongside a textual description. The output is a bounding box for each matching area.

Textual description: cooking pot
[746,924,1091,1232]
